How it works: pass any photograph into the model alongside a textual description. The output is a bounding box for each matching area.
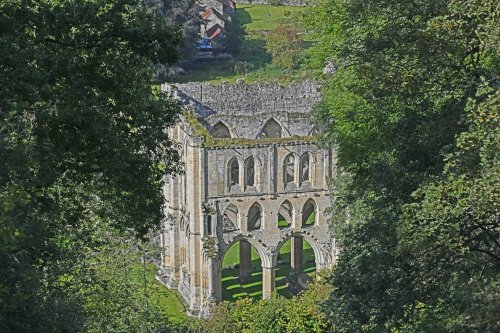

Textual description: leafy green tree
[266,23,303,69]
[0,0,183,330]
[305,0,499,331]
[204,279,332,333]
[222,19,246,55]
[144,0,200,59]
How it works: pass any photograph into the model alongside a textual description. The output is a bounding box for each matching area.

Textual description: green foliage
[0,0,183,330]
[305,0,499,331]
[266,23,303,69]
[205,279,332,333]
[222,19,246,54]
[175,5,316,84]
[145,0,200,60]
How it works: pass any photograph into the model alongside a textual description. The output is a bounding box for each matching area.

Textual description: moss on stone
[183,110,317,148]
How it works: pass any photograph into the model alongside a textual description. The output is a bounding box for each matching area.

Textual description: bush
[234,61,255,75]
[265,24,303,69]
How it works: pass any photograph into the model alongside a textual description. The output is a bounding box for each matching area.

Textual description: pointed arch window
[211,122,231,138]
[228,158,240,188]
[223,204,239,232]
[300,153,310,183]
[283,153,295,185]
[248,203,262,231]
[259,118,282,138]
[278,200,293,228]
[302,199,317,227]
[245,157,255,187]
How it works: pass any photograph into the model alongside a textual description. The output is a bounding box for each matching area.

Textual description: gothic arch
[271,232,323,267]
[222,203,239,232]
[227,157,241,189]
[244,156,255,187]
[302,198,317,227]
[278,199,294,228]
[300,152,311,184]
[218,235,271,268]
[283,153,297,185]
[210,121,232,138]
[257,118,289,139]
[247,202,263,231]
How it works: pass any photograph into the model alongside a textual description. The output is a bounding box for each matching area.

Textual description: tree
[0,0,183,330]
[204,279,332,333]
[266,24,303,69]
[144,0,201,59]
[306,0,499,331]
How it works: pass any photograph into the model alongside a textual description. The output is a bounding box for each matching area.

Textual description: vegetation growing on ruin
[184,111,316,148]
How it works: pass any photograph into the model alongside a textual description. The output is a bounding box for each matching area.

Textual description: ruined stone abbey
[158,80,337,316]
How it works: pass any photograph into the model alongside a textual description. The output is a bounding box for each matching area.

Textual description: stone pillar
[291,237,303,275]
[262,266,275,299]
[239,240,252,282]
[213,262,222,301]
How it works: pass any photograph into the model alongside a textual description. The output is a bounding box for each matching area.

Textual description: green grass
[221,239,316,300]
[237,4,304,32]
[131,264,187,322]
[174,4,318,84]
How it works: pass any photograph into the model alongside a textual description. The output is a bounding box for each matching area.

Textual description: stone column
[291,237,303,275]
[239,240,252,282]
[262,266,275,299]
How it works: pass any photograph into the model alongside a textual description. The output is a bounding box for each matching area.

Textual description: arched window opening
[223,204,239,232]
[275,236,317,297]
[302,199,317,227]
[248,204,262,231]
[278,200,293,228]
[259,118,282,139]
[221,240,263,300]
[245,157,255,187]
[300,153,310,183]
[211,122,232,138]
[228,158,240,189]
[283,154,295,185]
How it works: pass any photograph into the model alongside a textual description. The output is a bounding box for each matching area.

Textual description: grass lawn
[131,264,187,322]
[221,238,316,300]
[236,4,305,32]
[174,4,318,84]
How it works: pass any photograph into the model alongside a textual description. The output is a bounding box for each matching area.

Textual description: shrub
[265,24,303,69]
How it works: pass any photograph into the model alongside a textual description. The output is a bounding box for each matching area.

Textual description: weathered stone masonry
[158,80,337,316]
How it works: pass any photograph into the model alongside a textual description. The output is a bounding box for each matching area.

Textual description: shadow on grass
[221,242,317,301]
[222,257,263,301]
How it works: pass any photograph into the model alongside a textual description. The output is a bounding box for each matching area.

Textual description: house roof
[201,7,225,22]
[207,23,224,40]
[201,8,213,20]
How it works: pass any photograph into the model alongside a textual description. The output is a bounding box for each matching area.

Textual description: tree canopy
[305,0,499,331]
[0,0,183,330]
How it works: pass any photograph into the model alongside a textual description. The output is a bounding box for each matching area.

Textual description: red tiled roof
[207,24,223,40]
[201,7,225,21]
[201,8,213,20]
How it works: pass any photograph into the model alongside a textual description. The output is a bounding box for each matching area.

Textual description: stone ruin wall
[162,80,321,138]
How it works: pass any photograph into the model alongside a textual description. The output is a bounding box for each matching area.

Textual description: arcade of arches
[159,101,335,316]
